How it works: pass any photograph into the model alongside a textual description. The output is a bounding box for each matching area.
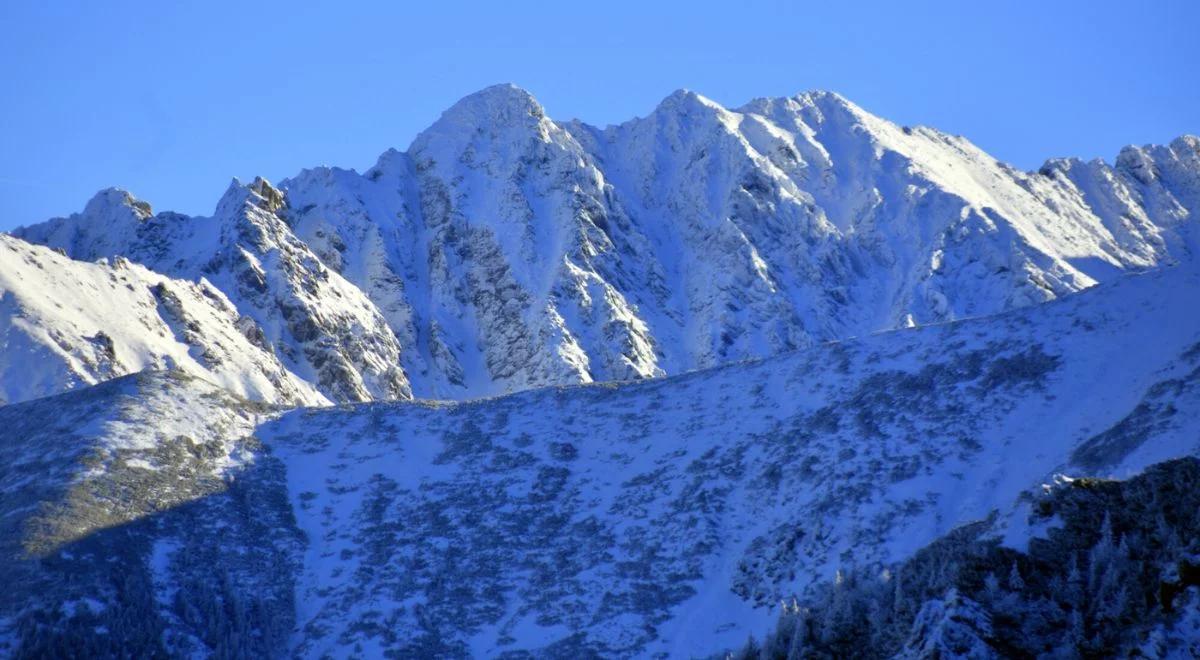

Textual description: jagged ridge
[6,84,1197,404]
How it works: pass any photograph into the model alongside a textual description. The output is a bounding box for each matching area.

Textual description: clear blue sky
[1,0,1196,229]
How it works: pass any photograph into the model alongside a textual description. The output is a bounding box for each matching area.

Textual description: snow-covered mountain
[10,85,1199,401]
[13,181,409,404]
[0,234,324,406]
[3,253,1198,656]
[2,84,1198,656]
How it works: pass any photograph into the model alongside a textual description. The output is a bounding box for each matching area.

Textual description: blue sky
[1,0,1196,229]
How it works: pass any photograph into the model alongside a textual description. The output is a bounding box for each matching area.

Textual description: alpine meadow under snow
[1,85,1198,658]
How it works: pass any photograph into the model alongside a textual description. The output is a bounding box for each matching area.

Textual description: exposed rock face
[10,85,1199,401]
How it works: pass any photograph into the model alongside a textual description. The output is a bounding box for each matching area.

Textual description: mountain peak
[249,176,285,211]
[82,187,153,221]
[793,89,850,104]
[433,83,545,127]
[214,176,285,217]
[409,83,553,161]
[367,147,408,177]
[1170,134,1199,157]
[654,88,726,115]
[789,90,873,119]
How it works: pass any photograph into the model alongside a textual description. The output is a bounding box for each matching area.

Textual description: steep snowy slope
[276,86,667,399]
[13,85,1198,401]
[282,86,1200,397]
[13,180,410,403]
[3,259,1198,657]
[568,91,1197,360]
[0,234,324,406]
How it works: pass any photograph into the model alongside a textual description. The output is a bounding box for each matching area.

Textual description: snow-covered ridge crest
[13,176,410,404]
[8,84,1200,402]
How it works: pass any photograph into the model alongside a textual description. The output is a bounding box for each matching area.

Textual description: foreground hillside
[9,85,1199,402]
[2,257,1197,657]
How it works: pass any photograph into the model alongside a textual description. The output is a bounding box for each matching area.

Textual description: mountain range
[1,85,1198,657]
[7,84,1198,405]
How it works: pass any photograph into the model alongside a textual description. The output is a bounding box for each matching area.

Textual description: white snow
[0,234,325,406]
[260,258,1200,656]
[1,85,1198,657]
[11,85,1196,404]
